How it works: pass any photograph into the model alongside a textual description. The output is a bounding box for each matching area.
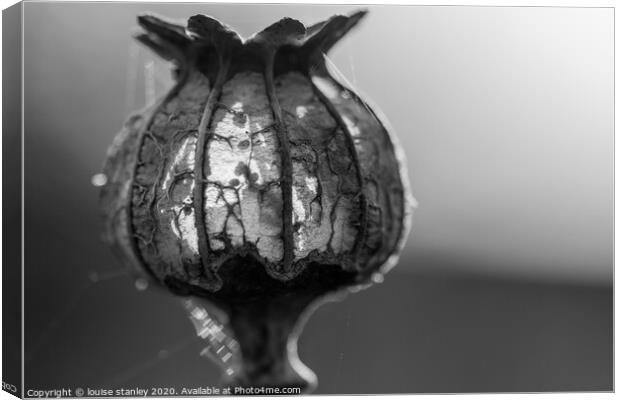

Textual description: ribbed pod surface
[101,11,413,294]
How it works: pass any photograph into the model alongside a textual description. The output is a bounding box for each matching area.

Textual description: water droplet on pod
[91,173,107,187]
[135,278,149,291]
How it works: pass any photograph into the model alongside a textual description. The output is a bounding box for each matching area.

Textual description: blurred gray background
[22,2,612,394]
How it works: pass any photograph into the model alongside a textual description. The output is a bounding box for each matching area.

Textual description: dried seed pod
[100,10,414,392]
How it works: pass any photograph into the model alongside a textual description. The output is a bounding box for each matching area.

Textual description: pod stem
[225,296,317,393]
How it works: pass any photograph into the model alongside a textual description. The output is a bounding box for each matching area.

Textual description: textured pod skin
[100,10,414,391]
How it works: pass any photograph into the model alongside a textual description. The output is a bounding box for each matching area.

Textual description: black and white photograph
[1,0,615,397]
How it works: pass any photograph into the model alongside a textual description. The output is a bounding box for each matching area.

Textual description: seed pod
[100,10,414,392]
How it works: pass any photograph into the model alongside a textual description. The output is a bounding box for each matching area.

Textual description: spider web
[24,42,211,388]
